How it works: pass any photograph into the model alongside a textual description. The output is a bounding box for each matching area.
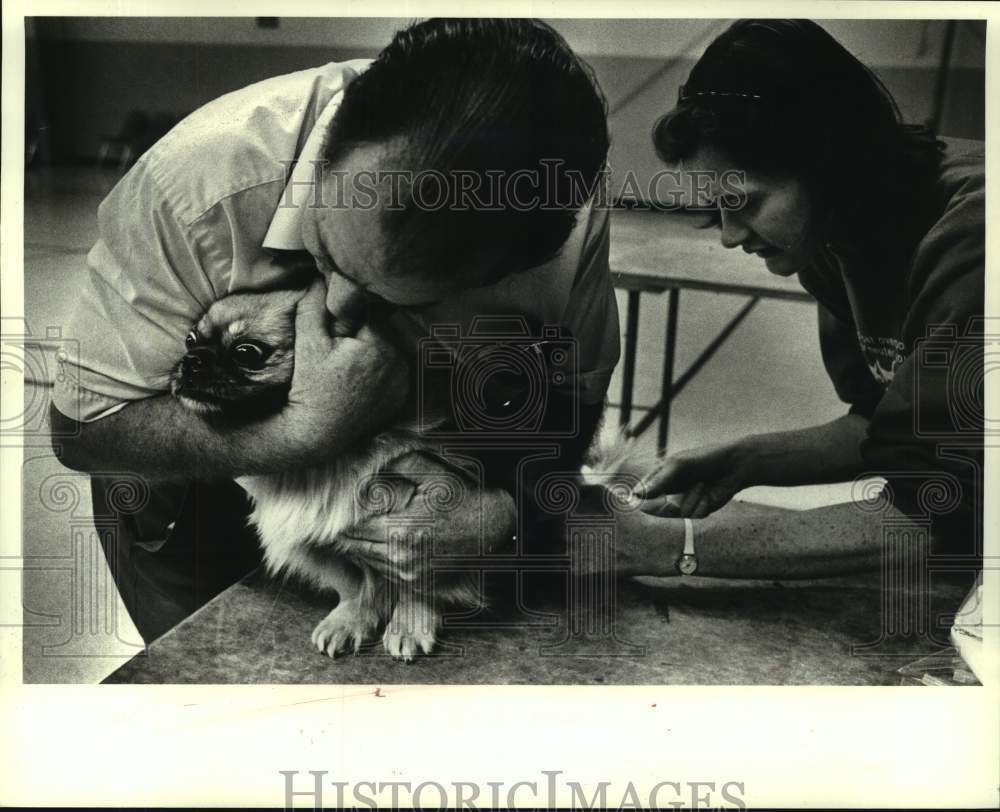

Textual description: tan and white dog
[171,287,646,661]
[171,288,482,661]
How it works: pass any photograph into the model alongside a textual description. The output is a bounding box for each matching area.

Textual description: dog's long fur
[172,288,642,660]
[171,289,482,660]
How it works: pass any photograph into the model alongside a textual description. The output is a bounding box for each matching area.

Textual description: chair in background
[96,110,150,170]
[96,111,181,171]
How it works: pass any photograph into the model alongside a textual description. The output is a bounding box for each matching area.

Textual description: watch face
[678,555,698,575]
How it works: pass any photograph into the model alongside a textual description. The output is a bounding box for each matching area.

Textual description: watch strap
[683,518,695,556]
[676,518,698,576]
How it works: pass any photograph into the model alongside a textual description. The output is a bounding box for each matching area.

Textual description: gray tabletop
[104,503,973,685]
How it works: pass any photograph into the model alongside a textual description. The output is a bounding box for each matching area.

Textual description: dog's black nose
[181,349,211,374]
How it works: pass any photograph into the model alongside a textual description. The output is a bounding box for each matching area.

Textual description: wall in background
[28,16,985,189]
[33,17,986,66]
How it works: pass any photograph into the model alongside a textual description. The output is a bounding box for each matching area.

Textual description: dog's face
[170,288,305,418]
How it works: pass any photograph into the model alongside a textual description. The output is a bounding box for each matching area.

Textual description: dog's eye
[185,330,198,349]
[231,342,269,370]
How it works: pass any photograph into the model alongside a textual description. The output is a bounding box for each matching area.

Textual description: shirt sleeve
[861,190,984,551]
[562,202,621,406]
[52,159,219,422]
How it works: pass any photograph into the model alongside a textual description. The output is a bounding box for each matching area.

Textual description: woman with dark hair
[627,20,984,579]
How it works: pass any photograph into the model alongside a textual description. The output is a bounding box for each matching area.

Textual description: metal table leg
[619,290,641,427]
[628,295,760,445]
[658,288,680,453]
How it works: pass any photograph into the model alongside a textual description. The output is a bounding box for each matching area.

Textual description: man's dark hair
[324,18,609,279]
[653,19,943,254]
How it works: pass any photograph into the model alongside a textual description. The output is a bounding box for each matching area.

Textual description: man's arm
[52,396,309,480]
[317,379,606,581]
[53,280,408,480]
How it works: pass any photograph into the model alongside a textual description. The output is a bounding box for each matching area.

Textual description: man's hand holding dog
[279,277,409,464]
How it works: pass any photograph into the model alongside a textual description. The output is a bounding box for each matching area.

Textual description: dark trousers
[92,476,264,643]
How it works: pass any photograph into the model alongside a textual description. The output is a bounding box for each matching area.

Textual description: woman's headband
[677,84,763,102]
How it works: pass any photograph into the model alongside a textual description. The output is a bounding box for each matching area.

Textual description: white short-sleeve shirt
[53,60,621,423]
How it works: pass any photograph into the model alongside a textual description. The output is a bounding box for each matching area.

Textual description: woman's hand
[635,441,751,519]
[636,416,872,518]
[281,277,409,460]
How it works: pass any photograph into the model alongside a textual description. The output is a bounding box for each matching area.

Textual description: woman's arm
[638,413,870,517]
[736,412,870,487]
[611,499,906,580]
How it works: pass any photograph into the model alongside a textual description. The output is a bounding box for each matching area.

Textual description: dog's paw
[311,598,379,658]
[382,625,436,662]
[382,598,439,662]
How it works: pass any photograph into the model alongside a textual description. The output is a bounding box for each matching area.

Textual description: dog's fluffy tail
[581,428,659,485]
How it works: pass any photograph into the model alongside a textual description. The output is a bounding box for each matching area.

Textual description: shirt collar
[262,71,355,252]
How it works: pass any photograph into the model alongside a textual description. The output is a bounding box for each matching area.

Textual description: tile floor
[19,166,854,683]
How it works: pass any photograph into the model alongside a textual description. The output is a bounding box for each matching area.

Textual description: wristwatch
[676,518,698,575]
